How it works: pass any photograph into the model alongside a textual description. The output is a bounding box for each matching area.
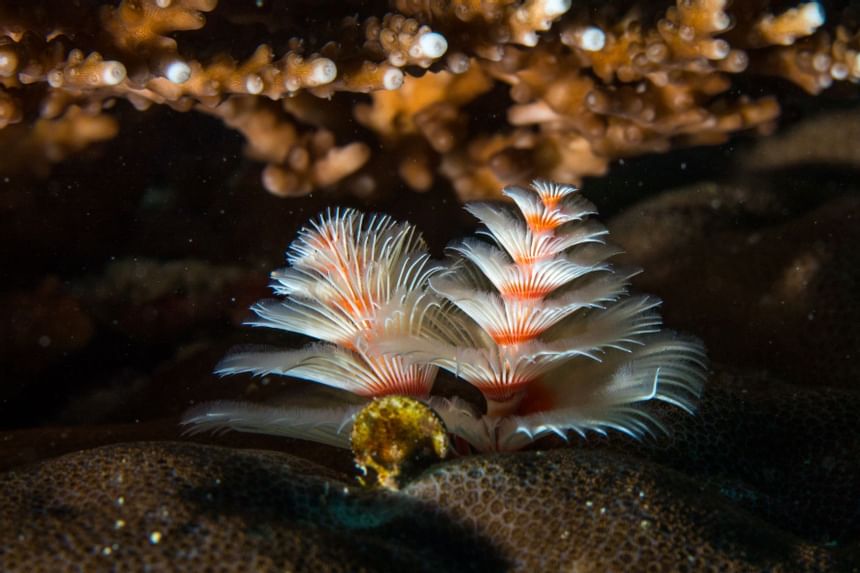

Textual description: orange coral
[0,0,856,200]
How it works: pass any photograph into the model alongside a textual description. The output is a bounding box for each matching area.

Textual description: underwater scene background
[1,0,859,570]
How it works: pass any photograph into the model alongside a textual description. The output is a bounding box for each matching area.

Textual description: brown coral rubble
[0,0,857,200]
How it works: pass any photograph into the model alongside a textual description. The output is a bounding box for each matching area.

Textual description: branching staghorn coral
[183,180,707,453]
[0,1,857,200]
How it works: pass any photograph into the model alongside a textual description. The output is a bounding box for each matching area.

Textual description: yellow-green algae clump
[351,396,450,490]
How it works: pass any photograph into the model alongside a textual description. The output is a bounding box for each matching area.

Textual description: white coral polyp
[415,32,448,59]
[306,58,337,86]
[164,60,191,84]
[100,61,127,86]
[183,181,707,452]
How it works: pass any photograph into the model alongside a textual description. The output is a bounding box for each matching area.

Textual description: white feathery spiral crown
[374,180,706,445]
[215,208,450,397]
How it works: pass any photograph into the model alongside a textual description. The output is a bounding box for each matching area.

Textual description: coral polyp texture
[0,1,858,199]
[183,180,707,452]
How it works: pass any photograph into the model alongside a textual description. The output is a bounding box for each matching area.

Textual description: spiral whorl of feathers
[214,208,450,398]
[182,181,707,452]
